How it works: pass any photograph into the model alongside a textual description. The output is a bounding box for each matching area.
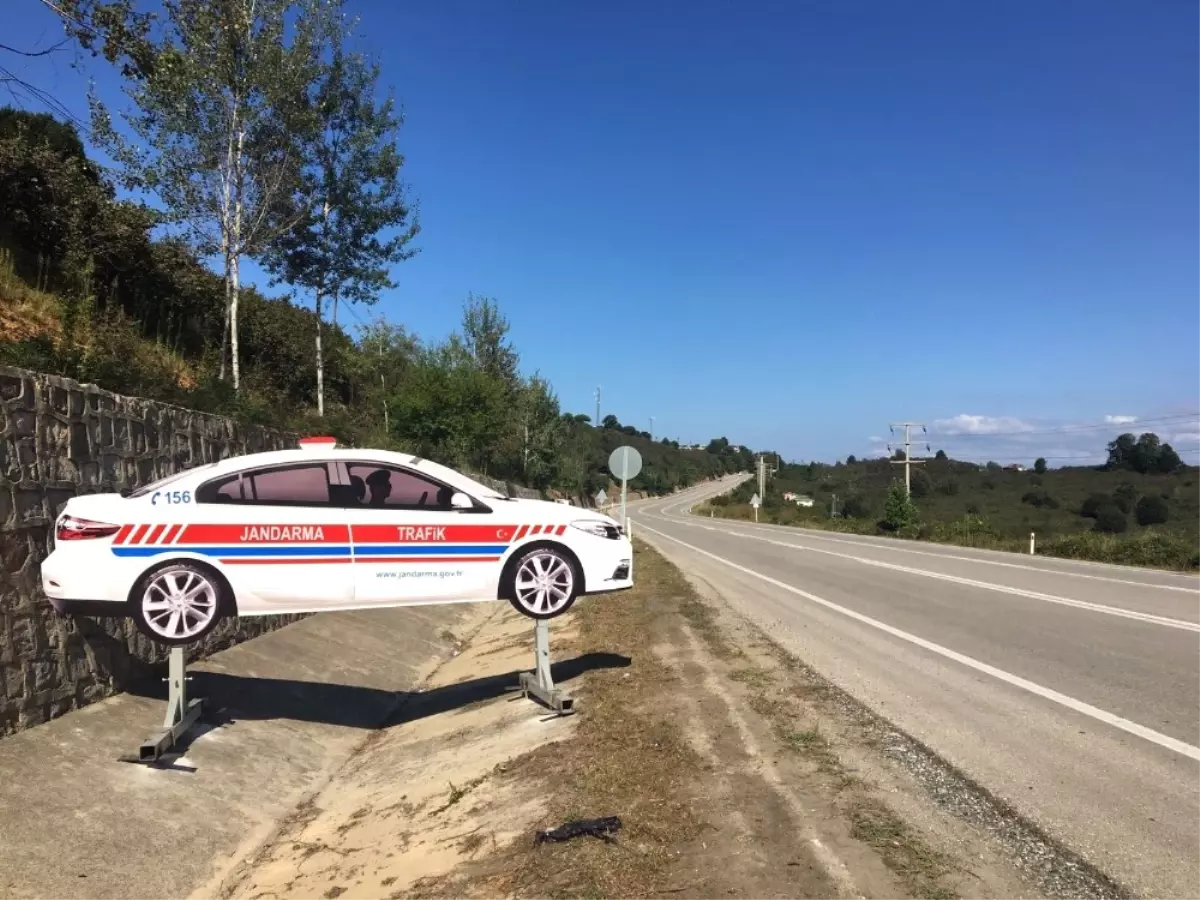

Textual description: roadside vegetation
[704,443,1199,570]
[0,0,757,502]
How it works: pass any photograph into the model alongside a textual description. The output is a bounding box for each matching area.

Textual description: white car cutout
[41,437,633,646]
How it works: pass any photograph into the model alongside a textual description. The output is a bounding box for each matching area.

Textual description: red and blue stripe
[109,522,566,565]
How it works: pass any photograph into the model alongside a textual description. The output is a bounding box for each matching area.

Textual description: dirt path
[220,542,1046,900]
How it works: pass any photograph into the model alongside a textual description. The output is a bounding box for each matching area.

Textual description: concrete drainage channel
[0,601,578,900]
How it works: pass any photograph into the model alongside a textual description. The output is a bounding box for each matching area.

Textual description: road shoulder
[254,540,1048,900]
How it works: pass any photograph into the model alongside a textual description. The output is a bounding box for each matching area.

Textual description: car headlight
[570,520,623,540]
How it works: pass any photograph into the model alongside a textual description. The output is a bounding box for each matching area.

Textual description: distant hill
[706,444,1199,570]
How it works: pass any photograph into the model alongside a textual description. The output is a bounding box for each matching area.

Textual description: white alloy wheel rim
[514,552,574,615]
[142,567,219,641]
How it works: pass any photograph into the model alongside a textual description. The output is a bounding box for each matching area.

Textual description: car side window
[195,474,243,503]
[197,463,335,506]
[345,463,454,511]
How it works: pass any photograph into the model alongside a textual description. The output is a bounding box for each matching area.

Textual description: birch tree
[262,19,418,415]
[83,0,328,391]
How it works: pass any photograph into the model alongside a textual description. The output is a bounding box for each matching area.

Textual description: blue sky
[7,0,1199,464]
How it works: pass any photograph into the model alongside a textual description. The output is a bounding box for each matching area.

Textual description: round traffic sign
[608,445,643,481]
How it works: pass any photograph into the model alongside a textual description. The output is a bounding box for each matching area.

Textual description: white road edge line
[646,512,1199,632]
[636,520,1200,762]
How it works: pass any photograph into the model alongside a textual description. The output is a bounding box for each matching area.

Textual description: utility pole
[888,422,928,497]
[594,385,601,426]
[650,416,655,441]
[757,453,778,501]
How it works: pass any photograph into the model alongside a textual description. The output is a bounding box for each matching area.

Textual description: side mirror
[450,491,474,510]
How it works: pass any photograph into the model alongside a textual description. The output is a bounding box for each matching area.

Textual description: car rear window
[196,463,335,506]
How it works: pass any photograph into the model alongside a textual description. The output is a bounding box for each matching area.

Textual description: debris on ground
[535,815,623,844]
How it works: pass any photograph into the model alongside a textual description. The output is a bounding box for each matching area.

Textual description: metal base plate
[517,671,575,715]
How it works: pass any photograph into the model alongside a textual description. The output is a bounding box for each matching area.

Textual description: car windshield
[126,463,217,498]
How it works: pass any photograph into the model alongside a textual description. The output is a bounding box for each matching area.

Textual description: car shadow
[123,651,632,734]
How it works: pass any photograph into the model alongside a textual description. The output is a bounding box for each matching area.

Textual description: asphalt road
[632,476,1200,899]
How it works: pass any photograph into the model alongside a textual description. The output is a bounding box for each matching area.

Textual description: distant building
[783,492,814,507]
[1003,463,1025,472]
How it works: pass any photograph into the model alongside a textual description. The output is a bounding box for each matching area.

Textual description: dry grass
[402,541,708,899]
[0,252,62,342]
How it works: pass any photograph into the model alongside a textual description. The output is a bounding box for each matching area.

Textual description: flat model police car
[42,438,633,646]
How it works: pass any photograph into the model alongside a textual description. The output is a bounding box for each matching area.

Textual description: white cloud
[932,414,1034,435]
[867,435,884,443]
[1104,414,1138,425]
[1172,430,1200,446]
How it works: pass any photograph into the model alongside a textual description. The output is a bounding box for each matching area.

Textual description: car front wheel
[131,562,227,646]
[506,547,579,619]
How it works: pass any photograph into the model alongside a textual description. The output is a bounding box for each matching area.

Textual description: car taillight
[56,515,121,541]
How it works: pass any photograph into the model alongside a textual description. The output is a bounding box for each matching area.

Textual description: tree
[86,0,330,392]
[846,454,857,465]
[1092,504,1128,534]
[261,21,419,414]
[1156,443,1183,474]
[1106,431,1181,474]
[934,449,947,461]
[602,414,619,430]
[1106,433,1137,470]
[516,374,564,489]
[883,480,918,530]
[1135,495,1169,526]
[986,461,1001,471]
[1034,457,1047,474]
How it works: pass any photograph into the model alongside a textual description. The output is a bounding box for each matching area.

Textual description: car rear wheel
[507,547,579,619]
[131,562,227,646]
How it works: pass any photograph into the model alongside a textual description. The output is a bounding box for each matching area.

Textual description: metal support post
[517,619,575,715]
[123,646,205,765]
[1030,532,1036,555]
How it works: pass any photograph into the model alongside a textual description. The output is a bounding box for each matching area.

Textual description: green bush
[1135,495,1170,526]
[1040,530,1197,570]
[937,479,959,496]
[910,469,931,497]
[1092,504,1128,534]
[883,480,919,531]
[1021,488,1059,509]
[1113,483,1139,514]
[1080,492,1112,519]
[841,494,870,519]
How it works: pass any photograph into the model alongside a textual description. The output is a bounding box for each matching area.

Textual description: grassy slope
[708,458,1200,570]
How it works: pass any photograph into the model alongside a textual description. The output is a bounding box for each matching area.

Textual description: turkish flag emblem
[496,528,510,540]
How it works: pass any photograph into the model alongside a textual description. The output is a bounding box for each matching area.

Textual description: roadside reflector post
[1030,532,1036,555]
[516,619,575,716]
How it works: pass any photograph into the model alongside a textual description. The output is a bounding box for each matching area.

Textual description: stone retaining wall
[0,367,300,735]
